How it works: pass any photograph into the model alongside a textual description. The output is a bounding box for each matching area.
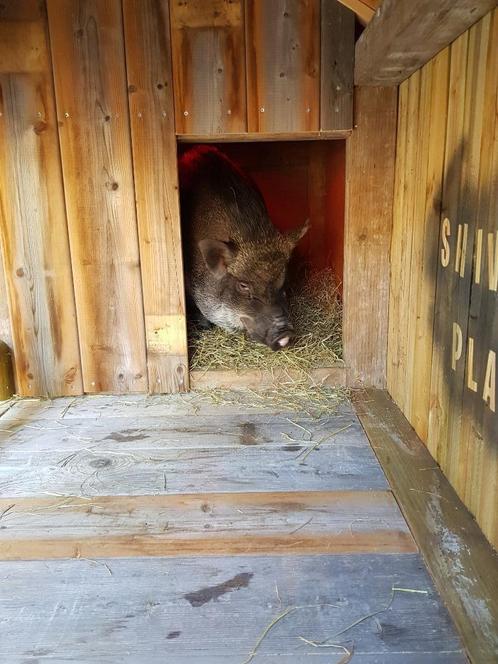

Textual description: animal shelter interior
[0,1,497,662]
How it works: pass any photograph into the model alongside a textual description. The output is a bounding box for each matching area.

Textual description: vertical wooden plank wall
[320,0,355,131]
[123,0,188,393]
[0,1,83,397]
[170,0,247,135]
[388,8,498,549]
[246,0,320,133]
[47,0,147,394]
[344,86,397,387]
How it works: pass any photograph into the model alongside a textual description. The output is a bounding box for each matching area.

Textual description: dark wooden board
[320,0,355,130]
[0,554,465,662]
[355,0,497,85]
[354,389,498,664]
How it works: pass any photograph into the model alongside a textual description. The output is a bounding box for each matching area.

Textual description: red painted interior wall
[177,141,345,288]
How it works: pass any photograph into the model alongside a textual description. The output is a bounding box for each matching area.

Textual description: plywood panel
[246,0,320,133]
[0,3,83,398]
[47,0,147,394]
[170,0,247,134]
[344,86,397,387]
[320,0,354,131]
[123,0,188,394]
[0,554,465,662]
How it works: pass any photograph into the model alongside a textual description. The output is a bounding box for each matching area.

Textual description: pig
[178,146,308,350]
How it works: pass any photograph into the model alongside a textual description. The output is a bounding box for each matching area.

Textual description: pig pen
[178,141,346,400]
[1,1,498,663]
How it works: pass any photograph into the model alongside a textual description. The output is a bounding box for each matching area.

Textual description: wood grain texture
[0,247,12,351]
[355,390,498,664]
[0,341,14,400]
[123,0,188,394]
[190,366,346,389]
[170,0,247,134]
[177,129,351,141]
[336,0,377,25]
[0,554,465,662]
[320,0,354,131]
[47,0,147,394]
[388,10,498,550]
[246,0,320,133]
[0,3,83,398]
[343,86,397,388]
[0,490,416,559]
[387,50,450,439]
[460,11,498,544]
[355,0,497,86]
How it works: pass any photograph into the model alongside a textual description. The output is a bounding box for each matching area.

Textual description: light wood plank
[355,0,497,86]
[246,0,320,133]
[320,0,354,131]
[0,490,416,559]
[343,86,397,387]
[0,341,14,400]
[177,130,351,141]
[170,0,247,134]
[123,0,188,394]
[0,4,83,397]
[47,0,147,393]
[336,0,376,25]
[0,554,466,662]
[355,390,498,664]
[0,250,12,351]
[190,366,346,390]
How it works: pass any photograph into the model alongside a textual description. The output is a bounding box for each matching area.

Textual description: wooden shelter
[0,1,497,662]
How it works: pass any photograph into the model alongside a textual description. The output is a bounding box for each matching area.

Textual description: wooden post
[343,86,397,388]
[0,341,14,400]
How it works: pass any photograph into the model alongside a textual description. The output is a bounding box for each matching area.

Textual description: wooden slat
[0,249,12,351]
[427,31,470,470]
[320,0,354,131]
[170,0,247,134]
[190,365,346,390]
[408,49,450,441]
[47,0,147,394]
[0,437,388,497]
[0,490,416,559]
[343,86,397,387]
[123,0,188,394]
[0,554,465,662]
[460,10,498,546]
[177,129,352,141]
[0,4,83,398]
[354,390,498,664]
[355,0,497,86]
[0,341,14,400]
[246,0,320,133]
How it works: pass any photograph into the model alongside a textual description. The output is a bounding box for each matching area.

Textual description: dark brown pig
[178,146,308,350]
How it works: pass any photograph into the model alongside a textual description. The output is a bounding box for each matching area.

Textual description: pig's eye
[237,281,251,294]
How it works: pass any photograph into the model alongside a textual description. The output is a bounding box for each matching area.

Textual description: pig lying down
[179,146,309,351]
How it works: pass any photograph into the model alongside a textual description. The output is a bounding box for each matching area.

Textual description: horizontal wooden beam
[190,365,347,390]
[336,0,377,25]
[355,0,497,85]
[177,130,351,142]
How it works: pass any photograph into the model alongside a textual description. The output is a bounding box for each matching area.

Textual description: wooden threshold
[190,365,347,390]
[354,389,498,664]
[0,490,416,560]
[177,130,351,143]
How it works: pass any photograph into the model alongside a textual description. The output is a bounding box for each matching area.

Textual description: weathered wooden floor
[0,394,467,663]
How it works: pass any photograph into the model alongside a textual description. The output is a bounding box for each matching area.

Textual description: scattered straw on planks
[189,269,342,374]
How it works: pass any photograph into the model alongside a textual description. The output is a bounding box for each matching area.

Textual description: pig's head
[198,220,309,350]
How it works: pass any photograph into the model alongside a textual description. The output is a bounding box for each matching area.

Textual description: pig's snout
[268,323,294,351]
[241,310,294,351]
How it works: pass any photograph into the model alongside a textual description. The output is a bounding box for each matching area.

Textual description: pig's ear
[286,219,310,248]
[198,239,237,278]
